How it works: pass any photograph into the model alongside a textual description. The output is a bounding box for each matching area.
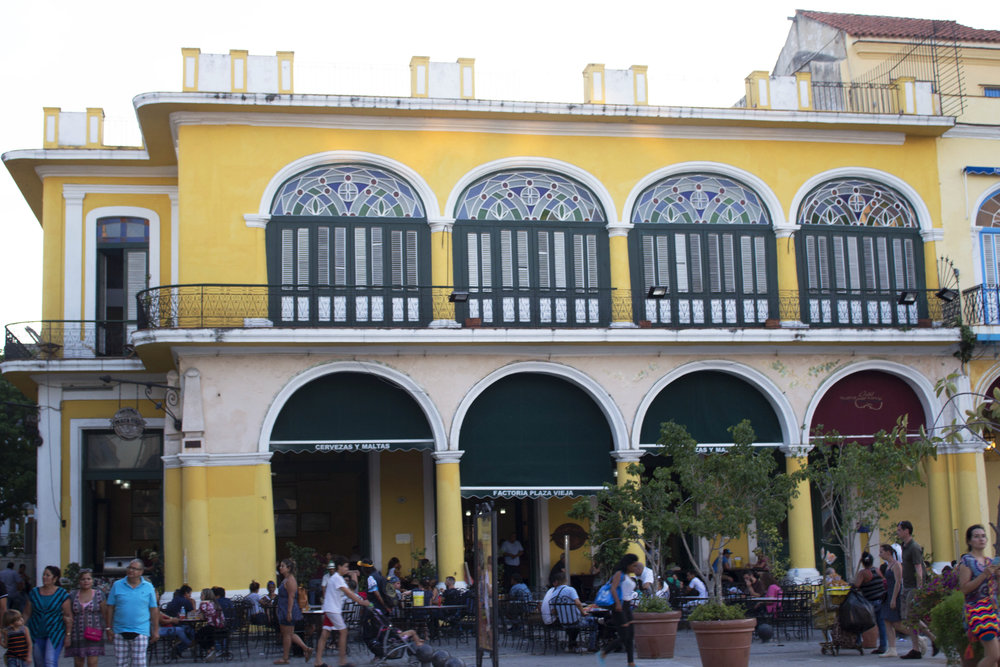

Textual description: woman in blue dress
[273,558,312,665]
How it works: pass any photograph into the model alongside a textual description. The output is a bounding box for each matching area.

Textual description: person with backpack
[356,558,396,612]
[855,551,887,654]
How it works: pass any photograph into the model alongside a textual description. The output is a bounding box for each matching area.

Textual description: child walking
[1,610,33,666]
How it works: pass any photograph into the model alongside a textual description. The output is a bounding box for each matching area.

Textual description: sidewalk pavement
[81,631,947,666]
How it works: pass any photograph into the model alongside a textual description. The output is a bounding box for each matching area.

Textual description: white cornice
[167,110,912,146]
[62,183,178,197]
[36,166,177,179]
[171,452,274,468]
[2,148,149,162]
[943,125,1000,140]
[921,228,945,242]
[0,359,146,375]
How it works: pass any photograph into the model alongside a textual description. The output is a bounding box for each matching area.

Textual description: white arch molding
[443,157,619,224]
[622,161,788,228]
[800,360,939,446]
[257,361,448,454]
[253,151,443,222]
[971,186,1000,287]
[630,360,798,451]
[788,167,935,234]
[448,361,630,455]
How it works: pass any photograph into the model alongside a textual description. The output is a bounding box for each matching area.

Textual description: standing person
[65,569,107,667]
[896,520,930,658]
[105,559,158,667]
[356,559,389,611]
[854,552,886,655]
[878,543,905,658]
[274,558,312,665]
[0,565,18,601]
[1,609,33,667]
[500,533,525,587]
[314,555,371,667]
[597,553,641,667]
[23,565,71,667]
[0,580,7,617]
[959,524,1000,667]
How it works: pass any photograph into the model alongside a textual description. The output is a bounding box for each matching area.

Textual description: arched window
[629,173,775,327]
[796,178,924,326]
[267,165,430,326]
[453,170,610,327]
[977,189,1000,323]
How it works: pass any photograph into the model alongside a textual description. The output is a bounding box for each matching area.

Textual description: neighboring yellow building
[4,13,1000,594]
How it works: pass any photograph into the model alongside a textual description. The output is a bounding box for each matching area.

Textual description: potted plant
[656,419,800,667]
[631,594,683,658]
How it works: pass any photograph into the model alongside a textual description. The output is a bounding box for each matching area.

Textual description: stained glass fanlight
[799,178,917,228]
[271,165,425,218]
[456,170,605,222]
[631,174,769,225]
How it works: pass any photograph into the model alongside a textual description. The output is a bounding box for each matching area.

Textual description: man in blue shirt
[105,559,160,666]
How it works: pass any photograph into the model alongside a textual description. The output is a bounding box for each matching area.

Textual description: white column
[63,191,85,321]
[35,383,63,580]
[169,192,180,284]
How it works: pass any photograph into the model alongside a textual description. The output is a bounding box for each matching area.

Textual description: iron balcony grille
[4,320,136,360]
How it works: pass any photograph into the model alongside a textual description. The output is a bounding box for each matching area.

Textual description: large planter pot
[632,610,682,659]
[690,617,757,667]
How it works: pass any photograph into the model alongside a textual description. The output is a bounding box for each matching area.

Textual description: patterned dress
[962,553,1000,642]
[26,586,70,647]
[64,588,106,657]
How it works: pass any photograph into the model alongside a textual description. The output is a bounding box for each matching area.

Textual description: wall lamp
[646,286,668,299]
[934,288,959,302]
[449,291,470,303]
[897,290,919,306]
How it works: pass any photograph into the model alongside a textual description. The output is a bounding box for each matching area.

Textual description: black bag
[838,588,876,634]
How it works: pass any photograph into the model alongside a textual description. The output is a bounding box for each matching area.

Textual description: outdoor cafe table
[398,604,468,640]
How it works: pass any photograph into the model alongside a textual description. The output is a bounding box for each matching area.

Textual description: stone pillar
[180,456,210,589]
[925,451,954,568]
[784,451,820,582]
[607,222,635,327]
[433,451,466,583]
[774,225,800,324]
[163,371,184,591]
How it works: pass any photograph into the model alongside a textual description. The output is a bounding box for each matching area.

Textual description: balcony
[4,321,136,360]
[810,82,901,114]
[127,284,960,332]
[959,285,1000,326]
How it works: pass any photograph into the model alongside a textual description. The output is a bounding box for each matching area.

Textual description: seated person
[682,569,708,609]
[418,577,440,606]
[165,584,195,617]
[743,571,766,597]
[440,576,465,606]
[540,572,597,652]
[508,573,532,602]
[158,609,194,658]
[752,547,771,572]
[824,567,847,587]
[712,549,735,583]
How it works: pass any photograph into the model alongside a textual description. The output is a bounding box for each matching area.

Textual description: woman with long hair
[63,569,106,667]
[196,587,226,660]
[597,553,642,667]
[878,543,905,658]
[23,565,72,667]
[274,559,312,665]
[959,524,1000,667]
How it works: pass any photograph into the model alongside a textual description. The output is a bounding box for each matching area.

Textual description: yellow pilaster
[786,455,817,575]
[276,51,294,94]
[434,453,466,583]
[164,466,183,590]
[956,451,990,540]
[775,233,799,320]
[181,48,200,92]
[410,56,430,98]
[254,463,278,583]
[795,72,813,110]
[230,50,248,93]
[43,107,60,148]
[923,240,939,291]
[583,64,605,104]
[746,71,771,109]
[616,453,645,560]
[430,225,455,322]
[181,461,210,589]
[926,453,953,563]
[608,231,633,324]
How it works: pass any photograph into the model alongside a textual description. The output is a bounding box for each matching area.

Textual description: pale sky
[2,0,998,331]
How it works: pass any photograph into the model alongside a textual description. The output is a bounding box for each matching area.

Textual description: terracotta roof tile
[798,10,1000,43]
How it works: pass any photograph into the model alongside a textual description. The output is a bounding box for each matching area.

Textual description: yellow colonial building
[4,11,1000,593]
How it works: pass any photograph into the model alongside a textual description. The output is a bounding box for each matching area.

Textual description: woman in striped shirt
[23,566,72,667]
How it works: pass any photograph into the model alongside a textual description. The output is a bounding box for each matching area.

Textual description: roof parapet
[181,48,294,95]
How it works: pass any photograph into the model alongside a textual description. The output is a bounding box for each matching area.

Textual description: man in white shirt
[539,573,594,652]
[500,532,524,587]
[683,569,708,608]
[316,556,371,667]
[634,561,655,599]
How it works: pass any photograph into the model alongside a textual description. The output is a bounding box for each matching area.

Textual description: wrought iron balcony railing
[960,285,1000,326]
[795,288,956,328]
[810,82,900,114]
[4,320,137,361]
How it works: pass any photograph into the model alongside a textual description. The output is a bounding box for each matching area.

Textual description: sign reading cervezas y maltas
[314,443,391,452]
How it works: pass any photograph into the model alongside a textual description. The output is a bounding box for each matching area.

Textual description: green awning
[270,372,433,453]
[459,373,614,497]
[639,371,782,449]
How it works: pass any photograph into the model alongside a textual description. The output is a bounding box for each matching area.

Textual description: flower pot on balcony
[764,318,781,329]
[632,610,682,659]
[690,617,757,667]
[464,318,482,328]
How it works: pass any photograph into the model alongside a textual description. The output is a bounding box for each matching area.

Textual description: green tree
[657,419,800,603]
[0,370,38,525]
[805,418,936,578]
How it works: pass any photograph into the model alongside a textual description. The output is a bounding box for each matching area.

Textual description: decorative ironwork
[631,174,769,225]
[3,321,136,361]
[271,165,425,218]
[99,375,181,431]
[456,171,605,222]
[799,179,917,228]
